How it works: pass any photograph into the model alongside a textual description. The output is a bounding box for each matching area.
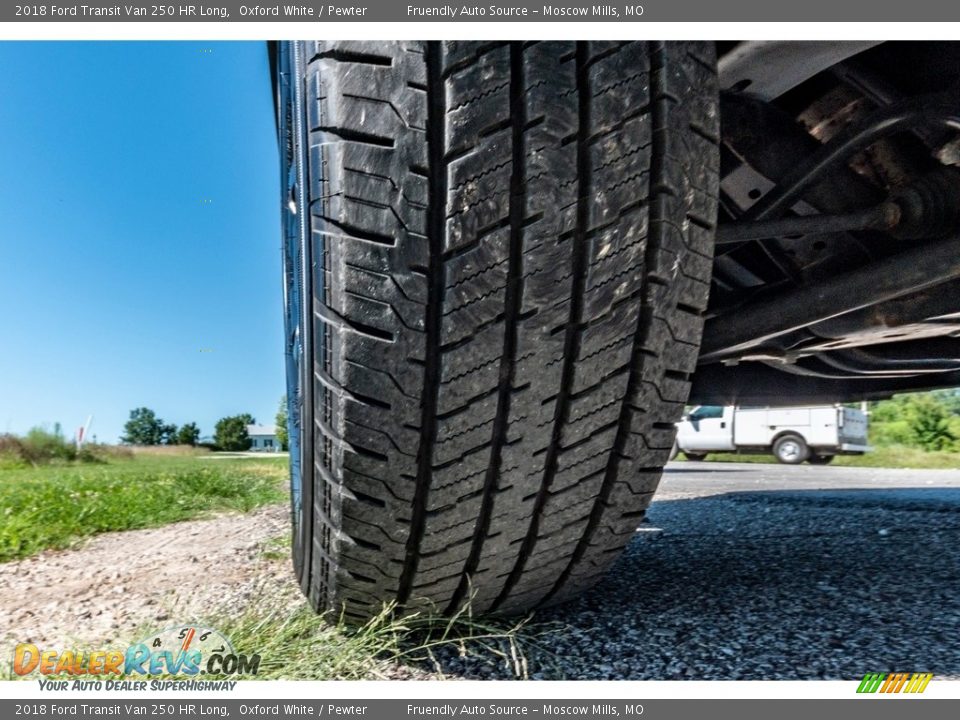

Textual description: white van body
[675,405,871,463]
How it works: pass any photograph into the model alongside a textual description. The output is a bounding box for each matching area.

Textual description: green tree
[908,394,958,451]
[868,391,960,451]
[276,396,289,451]
[176,422,201,446]
[122,407,167,445]
[931,389,960,417]
[214,414,255,451]
[161,423,178,445]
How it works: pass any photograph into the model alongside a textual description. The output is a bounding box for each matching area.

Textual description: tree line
[121,396,290,452]
[110,390,960,455]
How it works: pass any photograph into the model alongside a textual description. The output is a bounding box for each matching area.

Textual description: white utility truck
[674,405,871,464]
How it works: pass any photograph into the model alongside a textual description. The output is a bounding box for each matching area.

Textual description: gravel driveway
[441,462,960,679]
[3,462,959,680]
[0,505,299,650]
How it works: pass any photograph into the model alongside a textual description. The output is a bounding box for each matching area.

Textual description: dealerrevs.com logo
[12,625,260,679]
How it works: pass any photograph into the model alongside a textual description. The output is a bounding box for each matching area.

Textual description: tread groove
[317,217,397,247]
[446,42,527,614]
[542,41,669,604]
[311,48,394,66]
[314,126,396,148]
[490,41,591,612]
[396,41,445,609]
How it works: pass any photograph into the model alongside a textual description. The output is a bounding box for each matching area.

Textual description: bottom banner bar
[1,699,953,720]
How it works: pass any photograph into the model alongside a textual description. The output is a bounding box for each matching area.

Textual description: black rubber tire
[807,454,835,465]
[279,40,719,620]
[683,453,708,462]
[773,434,810,464]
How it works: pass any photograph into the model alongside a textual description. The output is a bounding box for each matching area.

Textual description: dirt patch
[0,504,299,649]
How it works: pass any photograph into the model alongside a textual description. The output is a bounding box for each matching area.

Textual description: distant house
[246,424,280,452]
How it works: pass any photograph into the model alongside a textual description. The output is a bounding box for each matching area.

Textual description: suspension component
[700,233,960,363]
[716,202,900,245]
[716,168,960,245]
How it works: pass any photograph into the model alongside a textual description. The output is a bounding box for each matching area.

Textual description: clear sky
[0,42,283,443]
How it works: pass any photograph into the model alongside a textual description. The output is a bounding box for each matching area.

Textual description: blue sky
[0,42,282,443]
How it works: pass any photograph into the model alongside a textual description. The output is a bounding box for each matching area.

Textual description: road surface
[441,461,960,680]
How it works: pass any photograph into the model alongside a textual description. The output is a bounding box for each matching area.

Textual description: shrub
[0,435,27,469]
[870,391,960,452]
[18,426,76,464]
[79,443,134,463]
[909,394,958,451]
[0,429,132,467]
[869,419,914,447]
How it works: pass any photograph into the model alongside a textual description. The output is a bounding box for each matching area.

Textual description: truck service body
[675,405,871,463]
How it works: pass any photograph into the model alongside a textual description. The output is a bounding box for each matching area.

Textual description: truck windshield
[691,406,724,420]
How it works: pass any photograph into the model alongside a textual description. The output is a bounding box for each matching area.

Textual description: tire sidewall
[279,41,312,596]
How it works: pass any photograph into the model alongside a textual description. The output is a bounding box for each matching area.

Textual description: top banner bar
[6,1,960,22]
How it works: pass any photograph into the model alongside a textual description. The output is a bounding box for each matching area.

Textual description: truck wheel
[278,40,719,619]
[807,454,834,465]
[683,453,708,462]
[773,434,810,464]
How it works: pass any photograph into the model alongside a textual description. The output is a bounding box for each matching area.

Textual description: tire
[683,452,708,462]
[278,40,720,620]
[773,434,810,464]
[807,454,834,465]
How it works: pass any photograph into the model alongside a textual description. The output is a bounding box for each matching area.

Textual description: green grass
[834,446,960,469]
[143,595,558,680]
[0,456,286,562]
[677,445,960,470]
[3,593,559,681]
[258,533,292,561]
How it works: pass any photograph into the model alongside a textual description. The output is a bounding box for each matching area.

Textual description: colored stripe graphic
[181,627,196,652]
[857,673,886,693]
[907,673,934,693]
[879,673,896,693]
[857,672,932,693]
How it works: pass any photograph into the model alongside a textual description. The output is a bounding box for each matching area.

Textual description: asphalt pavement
[439,461,960,680]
